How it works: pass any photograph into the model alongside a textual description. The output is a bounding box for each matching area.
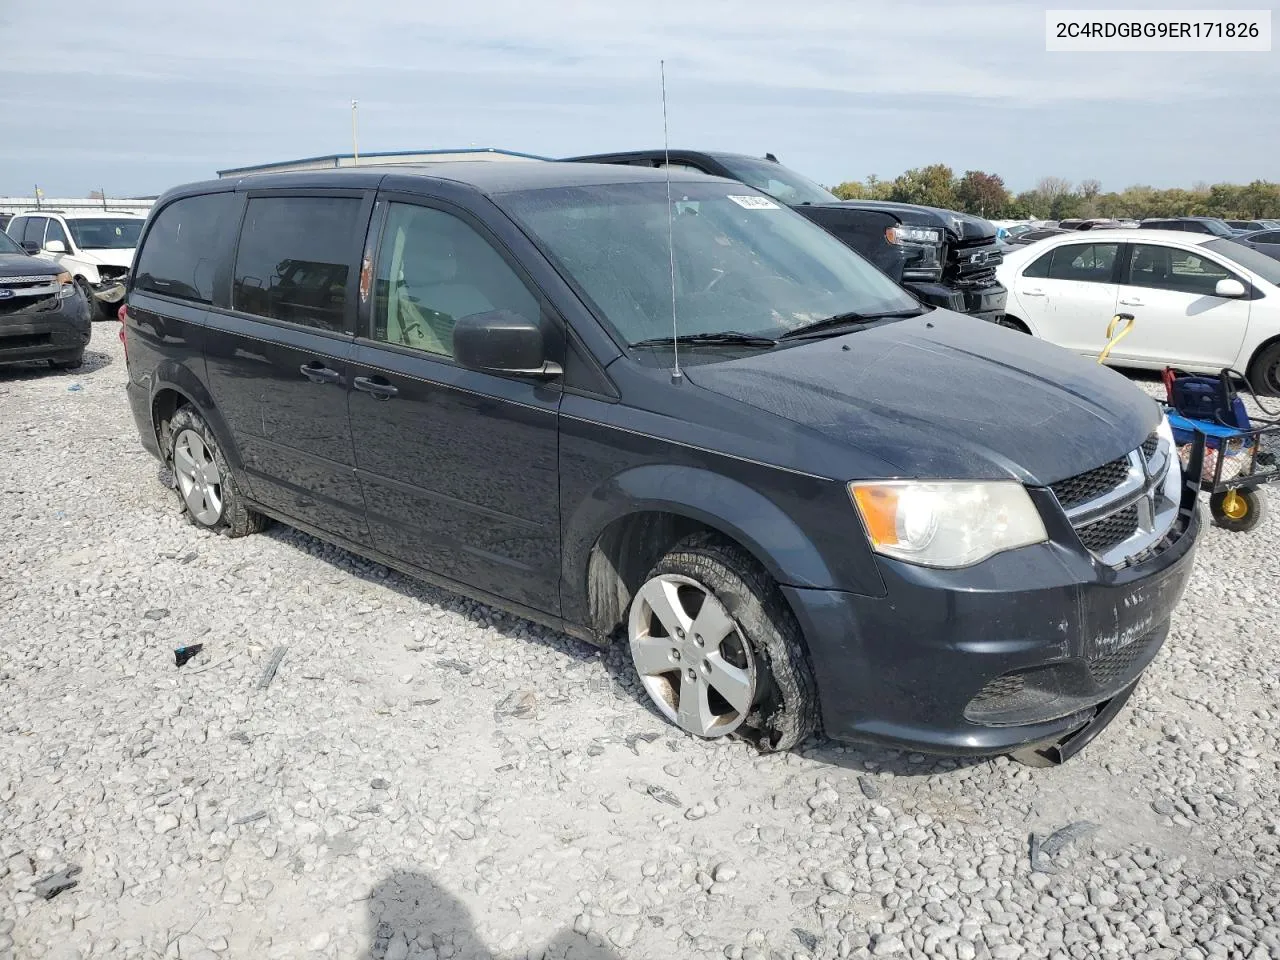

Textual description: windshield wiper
[630,331,778,348]
[779,307,927,341]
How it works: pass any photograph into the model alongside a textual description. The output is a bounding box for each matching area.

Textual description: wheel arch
[1245,334,1280,393]
[146,364,245,471]
[567,465,839,641]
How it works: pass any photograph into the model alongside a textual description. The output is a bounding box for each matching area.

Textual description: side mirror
[20,240,39,254]
[1215,278,1247,298]
[453,310,561,377]
[43,239,66,254]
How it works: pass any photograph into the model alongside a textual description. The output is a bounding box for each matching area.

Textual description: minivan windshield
[1205,238,1280,286]
[67,218,143,250]
[500,182,920,347]
[712,157,840,206]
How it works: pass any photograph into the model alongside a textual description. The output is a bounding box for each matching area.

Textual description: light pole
[351,99,360,165]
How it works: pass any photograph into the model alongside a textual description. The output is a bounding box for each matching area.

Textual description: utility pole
[351,99,359,165]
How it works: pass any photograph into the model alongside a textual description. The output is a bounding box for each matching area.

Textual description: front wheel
[1210,488,1267,533]
[1247,341,1280,397]
[167,406,265,537]
[626,534,818,751]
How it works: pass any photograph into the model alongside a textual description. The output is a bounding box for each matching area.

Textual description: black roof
[183,161,731,200]
[565,149,760,163]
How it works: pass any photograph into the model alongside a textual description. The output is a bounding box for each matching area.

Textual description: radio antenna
[661,60,682,383]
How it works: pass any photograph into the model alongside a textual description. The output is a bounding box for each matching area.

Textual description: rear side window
[134,194,237,303]
[233,197,362,333]
[22,217,47,247]
[5,217,25,241]
[1022,249,1053,278]
[1047,243,1118,283]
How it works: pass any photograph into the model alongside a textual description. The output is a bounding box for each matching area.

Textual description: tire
[167,405,265,538]
[48,352,84,370]
[995,315,1030,334]
[1247,341,1280,397]
[1209,488,1267,533]
[626,533,819,751]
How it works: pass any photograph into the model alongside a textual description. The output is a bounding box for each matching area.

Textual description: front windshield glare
[714,157,839,206]
[501,182,919,346]
[68,219,143,250]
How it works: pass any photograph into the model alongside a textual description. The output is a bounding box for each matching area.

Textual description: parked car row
[997,229,1280,394]
[118,161,1198,765]
[3,209,143,320]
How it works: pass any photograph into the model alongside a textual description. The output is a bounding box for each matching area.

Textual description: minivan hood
[76,248,135,268]
[805,201,997,243]
[684,313,1158,486]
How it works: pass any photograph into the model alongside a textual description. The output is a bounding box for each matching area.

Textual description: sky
[1,0,1277,198]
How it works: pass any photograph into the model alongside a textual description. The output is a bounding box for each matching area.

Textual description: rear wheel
[167,406,265,537]
[1247,341,1280,397]
[626,534,818,751]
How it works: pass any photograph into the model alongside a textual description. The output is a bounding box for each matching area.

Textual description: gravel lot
[2,324,1279,960]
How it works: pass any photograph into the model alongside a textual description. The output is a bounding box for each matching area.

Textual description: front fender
[562,463,885,631]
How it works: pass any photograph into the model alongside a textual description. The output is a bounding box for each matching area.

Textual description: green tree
[831,175,892,201]
[889,164,957,210]
[955,170,1010,218]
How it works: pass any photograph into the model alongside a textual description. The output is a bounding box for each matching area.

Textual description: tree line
[830,165,1280,222]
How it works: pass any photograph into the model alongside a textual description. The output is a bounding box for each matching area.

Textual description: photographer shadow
[367,869,623,960]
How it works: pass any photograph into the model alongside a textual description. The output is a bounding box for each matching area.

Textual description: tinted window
[2,216,19,240]
[0,230,23,255]
[134,194,238,303]
[372,203,539,359]
[22,217,47,246]
[44,218,69,248]
[713,157,839,205]
[1022,249,1053,278]
[233,197,362,332]
[1126,243,1239,296]
[1046,243,1118,282]
[500,181,918,345]
[1252,231,1280,243]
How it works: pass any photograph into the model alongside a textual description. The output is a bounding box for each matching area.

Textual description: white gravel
[2,325,1278,960]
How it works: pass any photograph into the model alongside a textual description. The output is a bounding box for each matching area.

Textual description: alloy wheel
[172,429,224,526]
[628,573,758,737]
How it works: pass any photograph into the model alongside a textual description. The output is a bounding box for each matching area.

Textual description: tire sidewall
[1249,343,1280,397]
[642,535,818,750]
[168,407,235,533]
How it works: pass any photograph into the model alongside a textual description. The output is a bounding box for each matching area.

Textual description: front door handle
[299,362,341,385]
[1022,288,1045,297]
[1118,298,1144,307]
[353,375,398,400]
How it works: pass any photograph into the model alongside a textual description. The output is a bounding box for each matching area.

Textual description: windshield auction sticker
[727,195,781,209]
[1046,9,1271,51]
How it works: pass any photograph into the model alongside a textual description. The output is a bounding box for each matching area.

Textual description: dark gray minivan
[122,162,1200,764]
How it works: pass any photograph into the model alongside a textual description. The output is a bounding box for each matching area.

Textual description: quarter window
[371,202,539,359]
[44,219,69,249]
[22,217,47,248]
[1126,243,1239,297]
[233,197,362,332]
[135,193,238,303]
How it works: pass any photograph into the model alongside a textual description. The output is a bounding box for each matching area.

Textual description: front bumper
[785,500,1200,757]
[904,280,1007,323]
[0,293,92,363]
[90,279,126,305]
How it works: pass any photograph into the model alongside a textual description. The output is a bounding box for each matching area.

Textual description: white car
[996,228,1280,395]
[4,210,144,319]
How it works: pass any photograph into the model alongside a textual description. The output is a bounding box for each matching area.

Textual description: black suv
[0,228,91,369]
[566,150,1008,324]
[122,162,1199,763]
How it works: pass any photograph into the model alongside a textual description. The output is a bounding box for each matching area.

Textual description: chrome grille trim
[0,275,61,285]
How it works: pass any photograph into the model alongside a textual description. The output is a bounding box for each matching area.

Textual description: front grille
[945,240,1003,288]
[969,673,1025,706]
[1077,503,1140,553]
[0,332,52,349]
[0,295,55,316]
[1141,432,1159,461]
[1050,457,1130,511]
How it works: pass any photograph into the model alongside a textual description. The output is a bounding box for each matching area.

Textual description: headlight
[1155,412,1175,450]
[886,225,942,245]
[55,271,74,299]
[849,480,1048,568]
